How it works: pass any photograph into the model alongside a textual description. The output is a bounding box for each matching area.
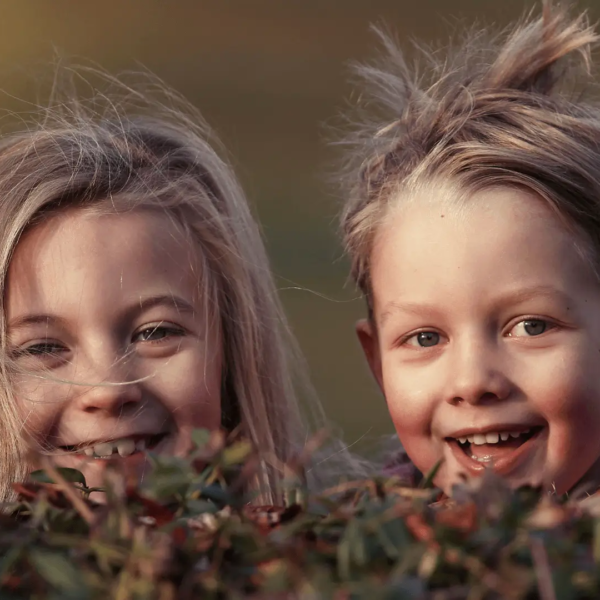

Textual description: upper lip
[445,423,545,439]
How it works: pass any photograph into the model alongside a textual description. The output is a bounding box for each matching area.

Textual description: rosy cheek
[384,386,438,473]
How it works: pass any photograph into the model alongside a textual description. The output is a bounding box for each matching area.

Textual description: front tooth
[474,455,492,463]
[485,432,499,444]
[136,438,146,452]
[83,447,95,457]
[473,434,486,445]
[458,437,468,444]
[94,442,114,457]
[509,432,521,438]
[467,435,475,443]
[500,432,510,441]
[117,438,136,457]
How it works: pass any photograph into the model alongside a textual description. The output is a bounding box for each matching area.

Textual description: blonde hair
[0,69,331,503]
[339,2,600,305]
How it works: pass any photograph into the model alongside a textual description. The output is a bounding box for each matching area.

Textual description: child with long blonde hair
[339,3,600,496]
[0,71,337,503]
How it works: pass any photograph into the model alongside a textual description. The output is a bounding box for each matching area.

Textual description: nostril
[120,399,141,413]
[478,391,502,404]
[451,391,503,405]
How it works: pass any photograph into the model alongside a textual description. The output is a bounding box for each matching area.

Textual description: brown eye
[132,325,184,343]
[19,342,66,356]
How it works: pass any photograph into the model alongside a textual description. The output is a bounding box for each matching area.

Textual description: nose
[443,337,512,406]
[69,350,143,417]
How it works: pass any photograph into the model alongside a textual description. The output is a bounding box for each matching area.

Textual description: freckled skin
[6,209,222,490]
[357,188,600,495]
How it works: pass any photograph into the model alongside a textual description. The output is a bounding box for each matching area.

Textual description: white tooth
[473,434,486,445]
[94,442,114,457]
[83,447,95,457]
[458,437,468,444]
[500,432,510,441]
[509,432,521,438]
[485,432,499,444]
[117,438,136,457]
[136,438,146,452]
[467,435,475,443]
[474,455,493,463]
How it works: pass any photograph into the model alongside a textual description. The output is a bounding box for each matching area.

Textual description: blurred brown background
[0,0,596,452]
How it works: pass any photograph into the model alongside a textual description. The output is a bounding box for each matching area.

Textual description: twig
[39,455,95,526]
[530,536,557,600]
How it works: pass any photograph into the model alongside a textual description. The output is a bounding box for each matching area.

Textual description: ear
[356,318,384,391]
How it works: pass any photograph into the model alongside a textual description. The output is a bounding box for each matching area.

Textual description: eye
[132,324,185,344]
[16,341,67,358]
[404,331,441,348]
[508,318,554,337]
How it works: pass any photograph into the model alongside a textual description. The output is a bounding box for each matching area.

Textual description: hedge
[1,429,599,599]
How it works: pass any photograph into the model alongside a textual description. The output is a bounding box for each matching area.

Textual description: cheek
[12,377,61,436]
[515,349,600,490]
[381,358,439,472]
[153,352,222,429]
[522,349,600,424]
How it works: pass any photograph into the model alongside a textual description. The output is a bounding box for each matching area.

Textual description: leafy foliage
[2,430,600,599]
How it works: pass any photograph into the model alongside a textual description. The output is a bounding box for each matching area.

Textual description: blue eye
[509,319,553,337]
[405,331,441,348]
[416,332,440,347]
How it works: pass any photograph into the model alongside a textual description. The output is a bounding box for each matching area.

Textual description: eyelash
[15,324,186,358]
[131,325,186,344]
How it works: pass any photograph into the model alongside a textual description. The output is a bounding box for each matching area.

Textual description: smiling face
[6,208,222,490]
[357,186,600,495]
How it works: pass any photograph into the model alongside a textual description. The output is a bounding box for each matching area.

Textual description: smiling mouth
[446,426,544,474]
[59,433,167,459]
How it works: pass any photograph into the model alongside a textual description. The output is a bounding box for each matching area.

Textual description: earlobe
[356,318,384,391]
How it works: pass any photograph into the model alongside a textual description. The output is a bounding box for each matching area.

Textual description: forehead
[6,208,201,315]
[370,186,597,313]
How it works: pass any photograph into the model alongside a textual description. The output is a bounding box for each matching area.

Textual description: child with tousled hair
[339,2,600,496]
[0,70,358,504]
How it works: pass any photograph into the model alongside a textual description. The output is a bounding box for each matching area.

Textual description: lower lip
[447,429,544,477]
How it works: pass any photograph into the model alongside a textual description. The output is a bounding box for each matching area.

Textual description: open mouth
[59,433,167,460]
[446,426,544,474]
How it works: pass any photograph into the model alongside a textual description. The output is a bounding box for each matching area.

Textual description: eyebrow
[378,285,574,327]
[7,294,197,332]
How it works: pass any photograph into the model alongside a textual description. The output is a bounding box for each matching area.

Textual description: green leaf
[221,440,253,466]
[184,498,220,515]
[0,546,21,580]
[30,468,87,486]
[191,429,212,449]
[28,549,85,592]
[419,459,443,489]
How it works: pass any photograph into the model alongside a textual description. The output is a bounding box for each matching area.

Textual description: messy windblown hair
[0,68,339,503]
[339,2,600,307]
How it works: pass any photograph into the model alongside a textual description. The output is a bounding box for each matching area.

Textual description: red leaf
[435,502,478,532]
[172,526,187,545]
[128,491,175,526]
